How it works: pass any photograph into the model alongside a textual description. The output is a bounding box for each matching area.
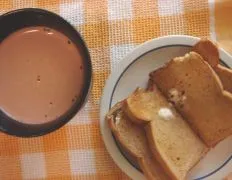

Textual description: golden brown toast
[124,88,167,124]
[215,65,232,93]
[106,102,169,180]
[150,51,232,147]
[193,39,232,93]
[123,88,207,180]
[193,38,219,67]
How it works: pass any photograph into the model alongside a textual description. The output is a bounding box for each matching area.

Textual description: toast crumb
[168,88,186,107]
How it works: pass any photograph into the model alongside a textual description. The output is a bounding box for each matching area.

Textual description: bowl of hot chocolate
[0,8,92,137]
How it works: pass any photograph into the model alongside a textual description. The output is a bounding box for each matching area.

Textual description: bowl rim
[100,35,232,180]
[0,8,92,137]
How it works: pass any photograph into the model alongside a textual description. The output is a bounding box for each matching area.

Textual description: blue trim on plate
[195,155,232,180]
[108,44,231,179]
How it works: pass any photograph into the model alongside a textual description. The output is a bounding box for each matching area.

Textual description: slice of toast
[193,39,232,93]
[192,38,219,68]
[124,88,168,124]
[123,87,207,180]
[106,102,169,180]
[150,51,232,147]
[214,65,232,93]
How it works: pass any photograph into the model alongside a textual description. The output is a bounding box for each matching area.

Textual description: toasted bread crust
[123,101,149,124]
[138,157,169,180]
[108,114,139,160]
[192,38,219,67]
[215,65,232,93]
[124,87,167,125]
[124,88,154,124]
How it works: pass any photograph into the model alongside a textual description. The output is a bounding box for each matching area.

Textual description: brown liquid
[0,26,84,124]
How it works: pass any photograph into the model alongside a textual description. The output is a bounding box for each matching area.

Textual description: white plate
[100,35,232,180]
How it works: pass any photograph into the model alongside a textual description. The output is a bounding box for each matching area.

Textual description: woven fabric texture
[0,0,231,179]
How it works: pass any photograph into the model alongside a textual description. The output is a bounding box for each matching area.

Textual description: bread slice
[214,65,232,93]
[150,51,232,147]
[124,88,167,124]
[106,102,169,180]
[193,39,232,93]
[192,38,219,68]
[123,87,207,180]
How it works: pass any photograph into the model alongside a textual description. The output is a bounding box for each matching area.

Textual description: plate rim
[100,35,232,180]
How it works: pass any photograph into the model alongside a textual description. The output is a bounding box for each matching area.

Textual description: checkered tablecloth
[0,0,231,179]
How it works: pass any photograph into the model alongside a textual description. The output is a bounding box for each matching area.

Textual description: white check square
[110,44,135,71]
[108,0,133,20]
[60,1,84,26]
[69,149,96,174]
[21,153,46,179]
[158,0,183,16]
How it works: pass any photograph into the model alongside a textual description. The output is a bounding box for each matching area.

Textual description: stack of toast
[106,39,232,179]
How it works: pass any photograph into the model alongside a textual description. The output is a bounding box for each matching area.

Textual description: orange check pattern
[0,0,231,179]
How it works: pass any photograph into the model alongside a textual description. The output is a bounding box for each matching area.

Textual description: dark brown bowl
[0,8,92,137]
